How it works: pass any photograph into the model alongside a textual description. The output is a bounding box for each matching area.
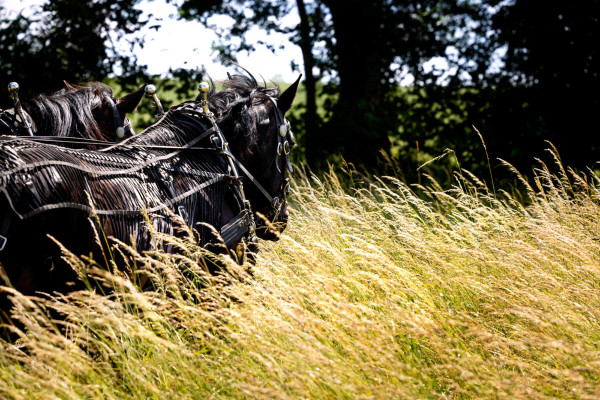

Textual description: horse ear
[277,75,302,115]
[116,84,146,115]
[63,80,76,91]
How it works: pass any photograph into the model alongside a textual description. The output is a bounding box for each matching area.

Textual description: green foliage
[105,75,200,133]
[0,0,147,108]
[487,0,600,170]
[176,0,493,170]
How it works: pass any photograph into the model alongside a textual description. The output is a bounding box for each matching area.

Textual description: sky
[1,0,304,82]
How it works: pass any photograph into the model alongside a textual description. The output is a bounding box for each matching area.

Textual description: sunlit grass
[2,151,600,399]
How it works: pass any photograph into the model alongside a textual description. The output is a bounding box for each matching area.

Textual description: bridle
[259,95,293,222]
[221,95,294,226]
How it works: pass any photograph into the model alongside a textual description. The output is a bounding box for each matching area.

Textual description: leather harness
[0,98,293,256]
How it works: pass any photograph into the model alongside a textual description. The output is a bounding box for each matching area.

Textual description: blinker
[279,124,287,137]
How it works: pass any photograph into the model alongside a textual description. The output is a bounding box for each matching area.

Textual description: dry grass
[2,152,600,399]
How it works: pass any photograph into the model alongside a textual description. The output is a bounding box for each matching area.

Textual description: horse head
[0,81,145,141]
[209,74,301,240]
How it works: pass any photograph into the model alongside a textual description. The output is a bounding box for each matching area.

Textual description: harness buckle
[272,197,280,210]
[0,234,7,252]
[177,205,189,225]
[210,134,222,149]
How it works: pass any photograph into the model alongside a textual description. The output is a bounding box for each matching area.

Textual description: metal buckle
[177,205,189,224]
[210,134,222,149]
[0,234,7,251]
[272,197,280,210]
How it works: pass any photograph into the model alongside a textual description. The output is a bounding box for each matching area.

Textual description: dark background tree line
[1,0,599,184]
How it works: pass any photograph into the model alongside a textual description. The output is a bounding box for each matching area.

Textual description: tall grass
[2,151,600,399]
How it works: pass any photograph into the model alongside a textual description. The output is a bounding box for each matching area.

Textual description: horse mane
[125,73,280,160]
[204,73,280,161]
[22,82,112,138]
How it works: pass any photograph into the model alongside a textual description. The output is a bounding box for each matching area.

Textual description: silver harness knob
[144,84,165,119]
[8,82,34,136]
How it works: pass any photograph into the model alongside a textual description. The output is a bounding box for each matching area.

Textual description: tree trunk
[295,0,319,166]
[320,0,391,168]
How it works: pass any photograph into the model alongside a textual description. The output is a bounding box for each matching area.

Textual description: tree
[177,0,324,164]
[178,0,486,169]
[488,0,600,169]
[0,0,147,107]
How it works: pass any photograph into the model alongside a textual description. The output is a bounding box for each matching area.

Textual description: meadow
[1,150,600,399]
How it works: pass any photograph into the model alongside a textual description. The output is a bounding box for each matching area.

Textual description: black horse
[0,73,299,299]
[0,81,145,141]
